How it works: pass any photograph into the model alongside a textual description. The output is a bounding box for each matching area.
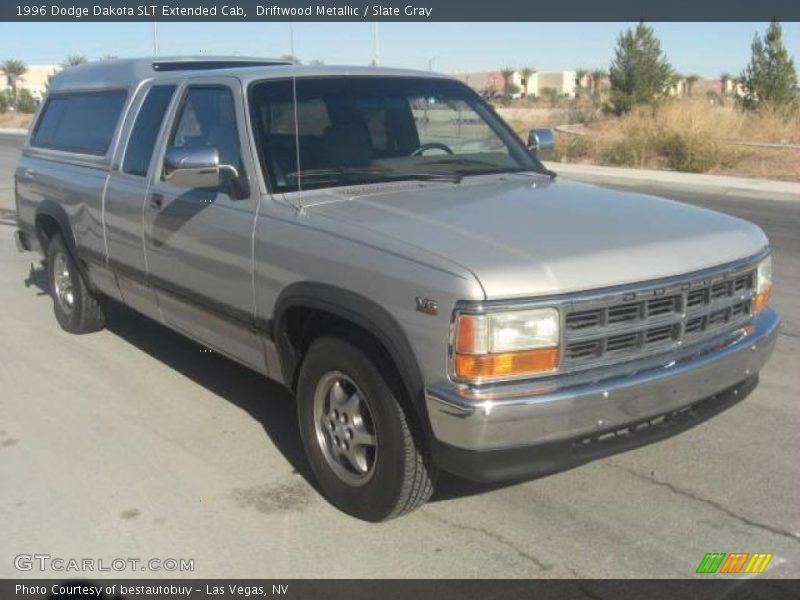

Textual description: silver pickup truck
[14,57,779,521]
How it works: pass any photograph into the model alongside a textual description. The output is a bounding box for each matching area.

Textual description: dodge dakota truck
[14,57,779,521]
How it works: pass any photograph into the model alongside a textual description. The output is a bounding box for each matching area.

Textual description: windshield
[249,76,545,193]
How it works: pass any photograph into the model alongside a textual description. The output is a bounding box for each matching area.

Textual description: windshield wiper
[286,166,463,184]
[425,158,554,178]
[388,172,464,183]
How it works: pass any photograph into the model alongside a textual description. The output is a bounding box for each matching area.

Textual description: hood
[305,175,768,300]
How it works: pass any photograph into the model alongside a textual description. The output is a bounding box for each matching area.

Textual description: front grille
[562,265,756,371]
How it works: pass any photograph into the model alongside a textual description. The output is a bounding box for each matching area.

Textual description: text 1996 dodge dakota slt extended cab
[14,57,779,521]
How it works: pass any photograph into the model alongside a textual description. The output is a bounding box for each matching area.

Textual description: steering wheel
[410,142,454,157]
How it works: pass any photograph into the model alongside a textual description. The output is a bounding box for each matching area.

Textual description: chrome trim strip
[428,308,779,451]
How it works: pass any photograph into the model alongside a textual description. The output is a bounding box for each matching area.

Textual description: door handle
[150,193,164,210]
[23,168,36,179]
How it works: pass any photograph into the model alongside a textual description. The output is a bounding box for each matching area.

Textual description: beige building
[536,71,577,98]
[456,69,574,98]
[1,64,61,101]
[454,70,534,98]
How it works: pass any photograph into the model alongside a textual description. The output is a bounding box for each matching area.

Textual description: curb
[545,162,800,203]
[554,124,800,150]
[0,128,27,136]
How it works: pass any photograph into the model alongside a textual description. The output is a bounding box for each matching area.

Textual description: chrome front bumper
[426,308,780,452]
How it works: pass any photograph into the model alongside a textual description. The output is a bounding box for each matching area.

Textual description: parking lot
[0,132,798,578]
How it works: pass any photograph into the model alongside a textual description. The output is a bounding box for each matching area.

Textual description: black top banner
[3,0,800,22]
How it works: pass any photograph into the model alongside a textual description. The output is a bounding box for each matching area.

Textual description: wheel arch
[273,282,428,419]
[35,200,95,289]
[35,200,78,258]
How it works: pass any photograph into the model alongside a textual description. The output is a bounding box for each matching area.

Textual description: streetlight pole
[372,23,379,65]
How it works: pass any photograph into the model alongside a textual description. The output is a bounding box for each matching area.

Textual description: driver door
[143,76,265,373]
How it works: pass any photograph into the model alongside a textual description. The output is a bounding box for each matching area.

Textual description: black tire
[46,233,106,334]
[297,336,436,521]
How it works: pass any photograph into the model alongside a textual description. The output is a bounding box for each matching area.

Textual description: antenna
[289,23,295,59]
[153,22,159,56]
[292,75,301,192]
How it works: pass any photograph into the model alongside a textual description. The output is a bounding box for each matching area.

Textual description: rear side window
[123,85,176,176]
[32,90,127,156]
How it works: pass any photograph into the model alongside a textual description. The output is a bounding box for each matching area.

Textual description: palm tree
[62,55,88,68]
[1,59,28,107]
[685,74,700,97]
[520,67,534,97]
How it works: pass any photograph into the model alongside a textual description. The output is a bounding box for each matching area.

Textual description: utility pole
[153,22,159,55]
[372,23,379,65]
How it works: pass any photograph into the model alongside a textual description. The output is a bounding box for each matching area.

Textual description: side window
[122,85,176,177]
[31,90,127,155]
[166,86,242,174]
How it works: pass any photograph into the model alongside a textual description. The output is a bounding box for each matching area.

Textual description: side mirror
[528,128,555,161]
[163,146,239,189]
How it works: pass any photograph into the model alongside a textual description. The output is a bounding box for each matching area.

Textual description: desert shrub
[591,100,748,172]
[567,97,604,124]
[658,131,741,173]
[15,89,36,113]
[554,135,593,162]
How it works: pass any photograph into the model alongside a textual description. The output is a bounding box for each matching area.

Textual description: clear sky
[1,21,798,78]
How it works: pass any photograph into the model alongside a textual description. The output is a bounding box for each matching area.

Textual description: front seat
[320,121,373,167]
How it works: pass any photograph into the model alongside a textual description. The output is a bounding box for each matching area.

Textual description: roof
[48,56,451,93]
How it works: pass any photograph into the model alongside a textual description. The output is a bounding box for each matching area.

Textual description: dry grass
[711,147,800,182]
[496,107,570,138]
[553,99,800,180]
[0,112,33,129]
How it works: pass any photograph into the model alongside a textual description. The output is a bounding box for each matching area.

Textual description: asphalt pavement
[0,134,798,578]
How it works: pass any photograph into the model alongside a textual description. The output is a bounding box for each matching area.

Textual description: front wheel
[297,337,436,521]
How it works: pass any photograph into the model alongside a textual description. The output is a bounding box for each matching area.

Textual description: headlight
[754,255,772,315]
[453,307,560,382]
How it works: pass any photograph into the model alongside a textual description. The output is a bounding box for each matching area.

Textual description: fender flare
[273,282,427,416]
[34,200,92,285]
[34,200,79,258]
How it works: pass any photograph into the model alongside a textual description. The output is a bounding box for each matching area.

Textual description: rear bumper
[426,308,780,482]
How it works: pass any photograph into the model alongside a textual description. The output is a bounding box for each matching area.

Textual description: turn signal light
[454,348,559,381]
[753,256,773,315]
[753,284,772,315]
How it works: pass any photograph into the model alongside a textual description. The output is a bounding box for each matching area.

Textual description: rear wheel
[47,233,106,334]
[297,337,436,521]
